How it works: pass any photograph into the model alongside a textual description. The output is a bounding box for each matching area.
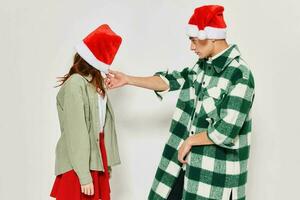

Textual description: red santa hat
[75,24,122,74]
[186,5,227,40]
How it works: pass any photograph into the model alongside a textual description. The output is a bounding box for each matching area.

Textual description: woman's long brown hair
[56,53,106,96]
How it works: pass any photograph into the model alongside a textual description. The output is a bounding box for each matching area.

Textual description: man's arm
[178,71,255,163]
[188,131,214,146]
[106,70,169,92]
[178,131,213,164]
[127,75,169,91]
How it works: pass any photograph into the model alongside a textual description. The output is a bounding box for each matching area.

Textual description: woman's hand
[105,69,129,89]
[178,137,192,164]
[81,182,94,196]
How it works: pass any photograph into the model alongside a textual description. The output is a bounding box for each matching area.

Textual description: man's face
[190,37,214,59]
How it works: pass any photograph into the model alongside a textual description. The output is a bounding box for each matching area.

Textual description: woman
[50,24,122,200]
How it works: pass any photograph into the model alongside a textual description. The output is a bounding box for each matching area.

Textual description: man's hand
[105,69,129,89]
[178,132,214,164]
[81,182,94,196]
[178,138,192,164]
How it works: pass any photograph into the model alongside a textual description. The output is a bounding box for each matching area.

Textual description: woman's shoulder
[68,73,88,83]
[63,74,88,88]
[57,74,89,101]
[57,74,88,98]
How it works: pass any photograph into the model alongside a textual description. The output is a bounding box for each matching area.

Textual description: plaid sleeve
[153,67,189,100]
[207,73,255,149]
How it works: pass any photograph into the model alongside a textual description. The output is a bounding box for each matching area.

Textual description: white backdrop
[1,0,300,199]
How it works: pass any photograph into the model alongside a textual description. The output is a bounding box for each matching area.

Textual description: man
[106,5,255,200]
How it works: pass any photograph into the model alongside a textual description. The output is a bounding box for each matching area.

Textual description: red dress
[50,132,110,200]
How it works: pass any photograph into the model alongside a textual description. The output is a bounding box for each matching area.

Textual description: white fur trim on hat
[204,27,227,39]
[186,24,199,38]
[198,30,207,40]
[186,25,227,40]
[75,41,109,74]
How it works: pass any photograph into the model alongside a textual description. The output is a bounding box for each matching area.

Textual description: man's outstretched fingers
[108,69,117,77]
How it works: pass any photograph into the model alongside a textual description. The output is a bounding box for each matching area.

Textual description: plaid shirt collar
[193,44,241,74]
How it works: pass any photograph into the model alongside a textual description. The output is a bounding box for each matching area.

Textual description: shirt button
[202,81,205,85]
[191,131,194,135]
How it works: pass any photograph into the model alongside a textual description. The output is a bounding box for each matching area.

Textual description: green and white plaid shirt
[148,45,255,200]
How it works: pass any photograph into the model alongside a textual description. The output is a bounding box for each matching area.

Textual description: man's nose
[190,43,195,51]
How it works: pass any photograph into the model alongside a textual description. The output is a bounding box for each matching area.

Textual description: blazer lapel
[83,74,114,134]
[106,96,115,120]
[86,82,101,135]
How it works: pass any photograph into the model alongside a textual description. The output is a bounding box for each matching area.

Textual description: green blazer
[54,73,121,185]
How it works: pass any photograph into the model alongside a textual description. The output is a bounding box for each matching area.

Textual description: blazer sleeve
[63,76,92,185]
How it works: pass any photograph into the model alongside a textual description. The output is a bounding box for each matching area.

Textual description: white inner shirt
[98,93,107,133]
